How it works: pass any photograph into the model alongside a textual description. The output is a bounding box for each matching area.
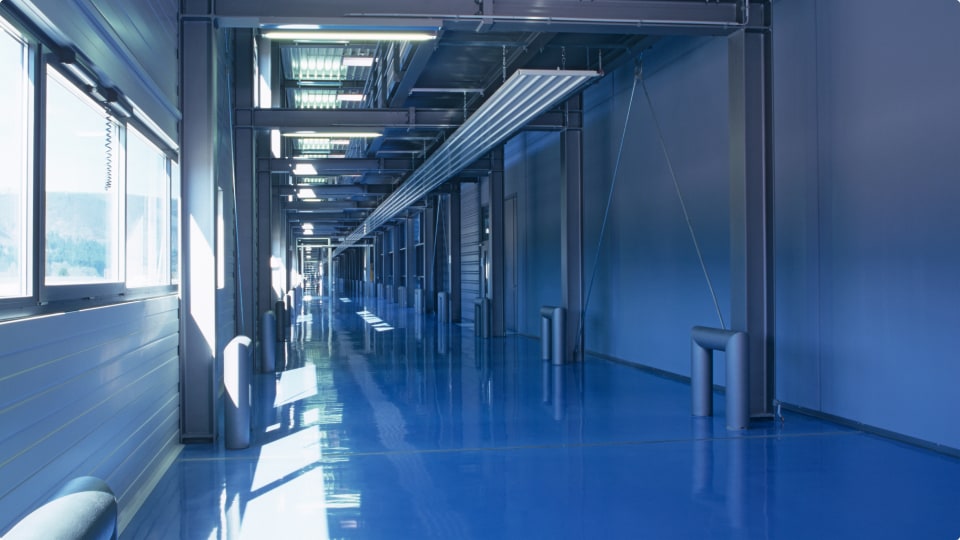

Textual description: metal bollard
[474,298,490,339]
[261,311,277,373]
[414,288,424,313]
[4,477,118,540]
[275,300,287,342]
[224,335,252,449]
[691,326,750,430]
[540,306,555,361]
[437,291,449,323]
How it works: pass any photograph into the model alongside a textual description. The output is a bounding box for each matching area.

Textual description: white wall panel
[0,296,181,535]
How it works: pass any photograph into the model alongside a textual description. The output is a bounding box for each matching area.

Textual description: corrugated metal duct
[333,68,599,256]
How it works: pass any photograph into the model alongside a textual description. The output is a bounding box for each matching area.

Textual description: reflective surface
[123,296,960,539]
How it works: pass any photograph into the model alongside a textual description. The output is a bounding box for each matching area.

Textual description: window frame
[0,16,36,310]
[0,7,180,322]
[40,64,127,303]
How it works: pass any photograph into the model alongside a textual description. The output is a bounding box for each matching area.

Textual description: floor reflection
[122,291,960,540]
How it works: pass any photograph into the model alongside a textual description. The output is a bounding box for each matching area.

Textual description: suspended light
[263,30,437,42]
[333,69,599,256]
[283,131,382,139]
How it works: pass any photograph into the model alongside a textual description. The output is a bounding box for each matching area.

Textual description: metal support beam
[180,15,218,441]
[560,95,584,364]
[264,156,496,176]
[390,41,440,108]
[489,147,505,337]
[243,108,566,132]
[214,0,766,35]
[729,22,774,419]
[423,197,437,313]
[448,189,462,322]
[234,30,257,344]
[404,214,416,306]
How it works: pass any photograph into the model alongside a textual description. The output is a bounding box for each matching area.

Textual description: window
[44,69,123,286]
[171,161,180,284]
[126,127,169,286]
[0,25,31,298]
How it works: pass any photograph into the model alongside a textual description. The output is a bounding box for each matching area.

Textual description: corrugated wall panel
[0,296,181,535]
[8,0,179,141]
[460,183,481,322]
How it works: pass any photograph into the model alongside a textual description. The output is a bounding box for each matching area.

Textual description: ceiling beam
[262,156,493,174]
[214,0,765,35]
[240,108,565,131]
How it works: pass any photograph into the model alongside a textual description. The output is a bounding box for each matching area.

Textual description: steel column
[179,13,218,441]
[233,30,256,343]
[560,95,585,363]
[423,198,437,313]
[405,215,416,306]
[489,147,506,337]
[729,22,775,419]
[448,190,462,322]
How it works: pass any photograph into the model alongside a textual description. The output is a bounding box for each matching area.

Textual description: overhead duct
[333,68,599,256]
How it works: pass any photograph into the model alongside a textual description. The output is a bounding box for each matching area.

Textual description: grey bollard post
[261,311,277,373]
[437,292,449,323]
[550,306,565,365]
[691,326,750,430]
[540,306,555,361]
[275,300,287,342]
[414,288,424,313]
[3,476,118,540]
[224,335,252,449]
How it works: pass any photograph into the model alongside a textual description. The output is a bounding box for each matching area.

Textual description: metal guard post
[691,326,749,430]
[4,476,118,540]
[225,335,252,449]
[261,311,277,373]
[540,306,565,365]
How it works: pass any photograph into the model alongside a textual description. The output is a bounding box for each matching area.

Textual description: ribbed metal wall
[460,183,481,322]
[0,296,181,534]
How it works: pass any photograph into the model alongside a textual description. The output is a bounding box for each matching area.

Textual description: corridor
[123,296,960,539]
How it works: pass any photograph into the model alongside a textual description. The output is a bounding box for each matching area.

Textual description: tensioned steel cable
[575,70,641,356]
[640,78,725,330]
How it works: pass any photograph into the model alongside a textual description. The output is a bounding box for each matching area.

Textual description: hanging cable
[574,69,640,355]
[104,110,114,191]
[225,65,245,333]
[640,76,726,330]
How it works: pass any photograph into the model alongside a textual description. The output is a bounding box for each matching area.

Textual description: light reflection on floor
[121,294,960,539]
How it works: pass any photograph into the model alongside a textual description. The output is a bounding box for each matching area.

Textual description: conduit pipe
[333,69,599,256]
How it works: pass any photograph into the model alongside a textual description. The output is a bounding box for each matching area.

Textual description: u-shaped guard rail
[691,326,750,430]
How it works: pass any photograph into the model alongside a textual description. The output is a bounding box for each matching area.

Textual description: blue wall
[508,0,960,451]
[773,0,960,449]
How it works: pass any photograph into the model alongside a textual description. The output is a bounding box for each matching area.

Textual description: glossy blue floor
[123,296,960,539]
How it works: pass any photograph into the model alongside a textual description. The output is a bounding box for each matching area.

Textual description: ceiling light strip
[334,69,598,255]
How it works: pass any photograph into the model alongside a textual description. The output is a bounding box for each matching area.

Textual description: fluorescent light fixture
[263,30,436,42]
[336,93,365,102]
[303,230,313,236]
[298,189,317,199]
[293,163,319,175]
[329,139,351,145]
[342,56,375,67]
[284,131,382,139]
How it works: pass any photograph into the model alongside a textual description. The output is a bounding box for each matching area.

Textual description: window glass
[0,26,30,297]
[126,127,168,286]
[45,69,122,284]
[171,160,180,284]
